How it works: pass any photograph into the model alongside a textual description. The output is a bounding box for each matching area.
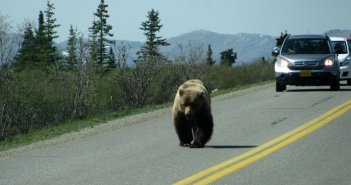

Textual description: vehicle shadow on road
[205,145,257,149]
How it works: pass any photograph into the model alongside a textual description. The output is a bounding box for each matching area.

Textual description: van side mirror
[272,47,280,56]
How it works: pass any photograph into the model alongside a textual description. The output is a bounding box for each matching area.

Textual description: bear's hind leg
[191,116,213,148]
[190,127,205,148]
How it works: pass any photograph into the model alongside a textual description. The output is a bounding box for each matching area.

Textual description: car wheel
[276,81,286,92]
[330,80,340,91]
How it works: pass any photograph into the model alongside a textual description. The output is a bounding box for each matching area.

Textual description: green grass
[0,81,272,152]
[211,80,273,96]
[0,103,171,152]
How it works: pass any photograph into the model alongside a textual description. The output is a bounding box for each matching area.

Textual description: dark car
[273,34,340,92]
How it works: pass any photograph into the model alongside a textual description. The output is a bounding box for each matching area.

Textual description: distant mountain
[325,29,351,38]
[163,30,276,63]
[56,29,351,65]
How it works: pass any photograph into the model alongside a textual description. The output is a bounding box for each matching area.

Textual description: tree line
[0,0,273,141]
[10,0,238,70]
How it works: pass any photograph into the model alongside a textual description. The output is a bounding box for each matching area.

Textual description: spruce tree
[15,23,37,69]
[44,0,60,66]
[107,47,116,69]
[89,31,98,64]
[276,30,289,47]
[128,9,169,107]
[206,44,215,65]
[67,25,78,68]
[45,0,60,46]
[89,0,114,67]
[137,9,169,62]
[272,30,288,57]
[35,11,47,67]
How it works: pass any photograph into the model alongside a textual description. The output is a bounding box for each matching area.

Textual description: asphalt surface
[1,83,351,185]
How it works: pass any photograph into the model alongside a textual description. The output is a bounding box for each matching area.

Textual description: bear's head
[178,88,206,120]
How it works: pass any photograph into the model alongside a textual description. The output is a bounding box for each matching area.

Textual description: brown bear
[172,79,214,148]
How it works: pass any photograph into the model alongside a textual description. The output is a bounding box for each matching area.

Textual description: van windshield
[282,38,331,54]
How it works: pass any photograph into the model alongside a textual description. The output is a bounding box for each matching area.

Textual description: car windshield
[347,40,351,53]
[282,38,331,54]
[331,41,348,54]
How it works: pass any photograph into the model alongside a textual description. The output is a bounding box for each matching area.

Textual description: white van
[330,37,351,85]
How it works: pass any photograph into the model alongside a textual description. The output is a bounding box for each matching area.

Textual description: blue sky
[1,0,350,42]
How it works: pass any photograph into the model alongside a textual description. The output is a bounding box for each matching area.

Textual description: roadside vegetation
[0,0,274,151]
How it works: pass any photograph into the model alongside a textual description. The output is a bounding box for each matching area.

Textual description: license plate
[300,70,312,77]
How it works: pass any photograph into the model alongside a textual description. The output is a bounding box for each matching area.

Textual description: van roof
[330,37,347,41]
[288,35,328,39]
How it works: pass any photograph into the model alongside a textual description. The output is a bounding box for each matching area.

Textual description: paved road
[1,83,351,185]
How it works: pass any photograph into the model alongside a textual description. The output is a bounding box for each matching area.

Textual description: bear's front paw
[180,142,191,147]
[190,143,205,148]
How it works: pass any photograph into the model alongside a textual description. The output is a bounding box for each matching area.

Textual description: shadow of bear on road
[205,145,257,149]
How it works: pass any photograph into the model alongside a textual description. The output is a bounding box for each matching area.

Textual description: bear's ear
[179,89,184,96]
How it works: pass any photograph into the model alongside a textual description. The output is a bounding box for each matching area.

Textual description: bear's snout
[184,109,194,120]
[185,111,192,120]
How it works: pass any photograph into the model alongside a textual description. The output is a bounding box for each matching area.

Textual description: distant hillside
[56,29,351,65]
[325,29,351,38]
[163,30,276,64]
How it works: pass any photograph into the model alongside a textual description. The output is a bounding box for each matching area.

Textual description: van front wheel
[330,80,340,91]
[276,81,286,92]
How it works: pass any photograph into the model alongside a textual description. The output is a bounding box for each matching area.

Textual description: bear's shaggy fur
[172,79,214,148]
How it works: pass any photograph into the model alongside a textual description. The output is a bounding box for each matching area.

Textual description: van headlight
[278,58,289,67]
[324,59,334,66]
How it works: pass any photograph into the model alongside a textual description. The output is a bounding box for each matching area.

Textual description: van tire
[276,81,286,92]
[330,80,340,91]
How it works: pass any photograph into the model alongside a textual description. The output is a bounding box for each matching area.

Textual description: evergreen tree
[15,23,37,69]
[35,11,47,67]
[272,30,289,57]
[89,31,98,64]
[43,0,61,66]
[107,47,116,69]
[220,48,237,66]
[137,9,169,61]
[44,0,60,46]
[89,0,114,67]
[276,30,289,47]
[66,25,78,68]
[206,44,215,65]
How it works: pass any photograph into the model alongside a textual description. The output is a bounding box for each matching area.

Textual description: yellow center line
[173,98,351,185]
